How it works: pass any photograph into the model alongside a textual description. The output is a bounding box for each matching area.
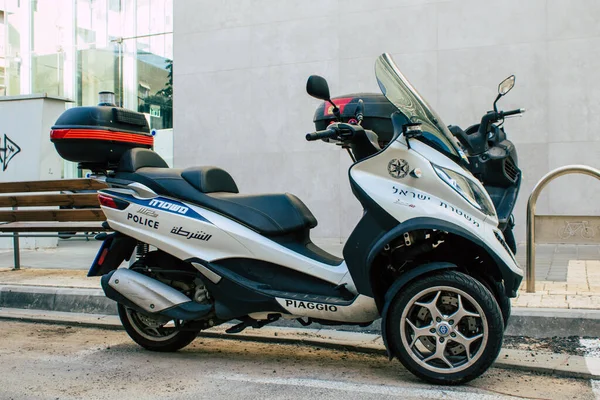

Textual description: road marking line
[581,338,600,393]
[208,373,513,399]
[581,339,600,358]
[592,380,600,400]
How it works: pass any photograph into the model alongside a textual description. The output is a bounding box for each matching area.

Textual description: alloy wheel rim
[126,308,179,342]
[400,286,488,374]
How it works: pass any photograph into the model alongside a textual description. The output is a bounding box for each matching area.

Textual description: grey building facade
[174,0,600,243]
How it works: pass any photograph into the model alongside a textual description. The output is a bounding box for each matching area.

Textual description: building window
[0,0,173,130]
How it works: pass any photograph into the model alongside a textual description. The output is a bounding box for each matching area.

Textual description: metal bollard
[12,206,20,270]
[526,165,600,293]
[12,232,20,270]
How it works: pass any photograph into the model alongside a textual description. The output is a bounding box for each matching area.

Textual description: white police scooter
[88,53,522,385]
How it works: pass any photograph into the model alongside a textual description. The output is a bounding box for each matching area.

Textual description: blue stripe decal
[103,191,212,224]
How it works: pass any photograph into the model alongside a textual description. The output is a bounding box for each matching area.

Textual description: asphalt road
[0,321,597,400]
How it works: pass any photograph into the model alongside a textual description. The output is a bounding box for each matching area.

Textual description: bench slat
[0,179,107,193]
[0,193,99,208]
[0,209,106,222]
[0,221,109,232]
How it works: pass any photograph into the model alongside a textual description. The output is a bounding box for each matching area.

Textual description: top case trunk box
[50,106,152,170]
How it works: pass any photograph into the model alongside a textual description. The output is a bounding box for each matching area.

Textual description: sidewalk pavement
[1,239,599,309]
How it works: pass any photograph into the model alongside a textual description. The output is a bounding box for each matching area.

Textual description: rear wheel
[387,271,504,385]
[118,304,199,352]
[557,226,571,240]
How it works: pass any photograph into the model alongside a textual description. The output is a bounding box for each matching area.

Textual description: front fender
[366,217,523,298]
[380,262,457,358]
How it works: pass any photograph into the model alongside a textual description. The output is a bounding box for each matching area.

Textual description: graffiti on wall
[0,134,21,171]
[557,221,595,240]
[535,215,600,244]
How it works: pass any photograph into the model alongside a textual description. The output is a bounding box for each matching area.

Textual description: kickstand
[226,314,280,334]
[296,318,311,327]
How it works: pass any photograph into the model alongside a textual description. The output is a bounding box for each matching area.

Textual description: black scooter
[448,76,525,254]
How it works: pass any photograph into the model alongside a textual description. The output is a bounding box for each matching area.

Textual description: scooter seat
[113,149,318,236]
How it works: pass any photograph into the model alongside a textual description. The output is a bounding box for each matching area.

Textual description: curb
[2,284,600,339]
[0,285,600,338]
[0,307,599,380]
[507,308,600,338]
[0,284,117,315]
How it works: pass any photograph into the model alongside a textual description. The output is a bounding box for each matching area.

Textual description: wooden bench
[0,178,110,269]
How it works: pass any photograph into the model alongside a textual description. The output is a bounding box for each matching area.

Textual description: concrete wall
[0,95,68,249]
[174,0,600,243]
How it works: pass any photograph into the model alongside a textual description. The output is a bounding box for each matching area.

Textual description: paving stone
[549,273,568,279]
[544,282,568,289]
[567,296,594,309]
[540,295,568,308]
[567,284,590,291]
[547,268,568,273]
[526,297,544,307]
[586,260,600,267]
[548,290,578,295]
[548,264,568,270]
[546,275,567,281]
[577,247,600,258]
[555,247,578,255]
[513,297,530,307]
[568,303,597,309]
[577,254,600,260]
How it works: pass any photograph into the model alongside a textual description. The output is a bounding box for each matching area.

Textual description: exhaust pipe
[101,268,212,320]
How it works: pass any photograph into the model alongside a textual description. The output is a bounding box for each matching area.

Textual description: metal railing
[526,165,600,292]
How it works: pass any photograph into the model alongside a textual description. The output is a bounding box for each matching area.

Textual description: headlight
[432,164,496,217]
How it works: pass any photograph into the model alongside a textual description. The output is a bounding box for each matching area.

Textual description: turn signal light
[98,194,129,210]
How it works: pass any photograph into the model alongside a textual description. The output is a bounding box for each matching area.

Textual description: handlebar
[480,108,526,129]
[306,128,337,141]
[471,107,526,154]
[499,108,526,118]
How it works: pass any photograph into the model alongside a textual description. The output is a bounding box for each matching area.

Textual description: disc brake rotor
[137,312,170,328]
[126,308,179,342]
[400,286,489,374]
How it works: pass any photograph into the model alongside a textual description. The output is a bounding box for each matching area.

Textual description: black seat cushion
[206,192,317,235]
[182,166,238,194]
[119,148,168,172]
[127,167,317,236]
[114,150,317,236]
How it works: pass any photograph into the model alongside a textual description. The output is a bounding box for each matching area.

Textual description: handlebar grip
[306,128,337,141]
[501,108,526,117]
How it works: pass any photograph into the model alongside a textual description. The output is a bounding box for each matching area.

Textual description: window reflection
[0,0,173,129]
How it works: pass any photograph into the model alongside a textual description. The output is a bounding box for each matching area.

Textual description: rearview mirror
[498,75,516,96]
[306,75,331,101]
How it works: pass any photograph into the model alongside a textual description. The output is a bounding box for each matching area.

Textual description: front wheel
[118,304,199,352]
[582,226,595,239]
[387,271,504,385]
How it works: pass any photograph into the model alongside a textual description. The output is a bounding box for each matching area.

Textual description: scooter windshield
[375,53,465,162]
